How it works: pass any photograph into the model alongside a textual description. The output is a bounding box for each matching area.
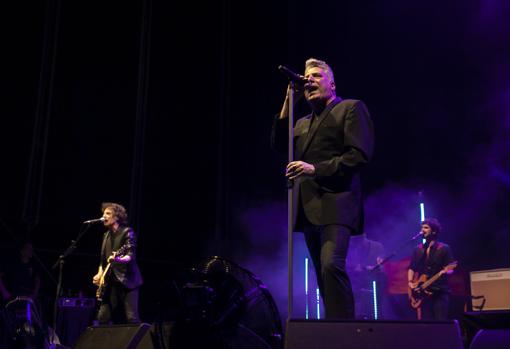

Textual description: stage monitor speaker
[469,329,510,349]
[460,311,510,347]
[285,319,463,349]
[74,323,154,349]
[470,268,510,311]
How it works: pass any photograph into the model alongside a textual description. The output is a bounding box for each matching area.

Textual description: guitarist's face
[103,207,118,229]
[421,224,435,239]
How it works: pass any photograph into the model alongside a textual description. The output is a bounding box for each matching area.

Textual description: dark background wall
[1,0,509,321]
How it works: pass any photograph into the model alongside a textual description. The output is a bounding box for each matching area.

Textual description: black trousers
[304,224,355,319]
[421,292,449,320]
[97,279,140,324]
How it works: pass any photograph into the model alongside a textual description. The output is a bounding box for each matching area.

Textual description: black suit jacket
[100,226,143,289]
[272,98,374,234]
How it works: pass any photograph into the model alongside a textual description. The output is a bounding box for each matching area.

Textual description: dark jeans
[421,292,449,320]
[97,279,140,324]
[304,224,354,319]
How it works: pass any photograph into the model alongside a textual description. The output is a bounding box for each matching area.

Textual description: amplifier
[57,298,96,347]
[58,297,95,308]
[470,268,510,311]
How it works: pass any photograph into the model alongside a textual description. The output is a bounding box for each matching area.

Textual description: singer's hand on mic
[286,161,315,180]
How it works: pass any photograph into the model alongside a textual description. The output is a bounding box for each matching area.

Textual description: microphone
[83,217,105,224]
[411,231,423,240]
[278,65,308,85]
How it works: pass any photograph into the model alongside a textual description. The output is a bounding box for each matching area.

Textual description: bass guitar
[408,261,457,309]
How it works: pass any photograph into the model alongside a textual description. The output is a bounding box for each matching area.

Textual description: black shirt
[409,241,454,293]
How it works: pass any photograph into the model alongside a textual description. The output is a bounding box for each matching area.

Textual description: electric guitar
[96,245,128,302]
[408,261,458,309]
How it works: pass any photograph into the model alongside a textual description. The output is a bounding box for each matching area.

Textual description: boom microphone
[83,217,105,224]
[278,65,308,85]
[411,231,423,240]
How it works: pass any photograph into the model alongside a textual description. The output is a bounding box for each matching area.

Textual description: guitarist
[407,218,455,320]
[92,202,143,324]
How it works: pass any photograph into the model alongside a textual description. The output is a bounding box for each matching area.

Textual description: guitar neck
[421,271,443,289]
[421,262,456,289]
[103,263,111,275]
[100,247,126,279]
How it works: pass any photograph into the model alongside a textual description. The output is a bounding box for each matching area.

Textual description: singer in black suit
[272,58,374,318]
[92,202,143,324]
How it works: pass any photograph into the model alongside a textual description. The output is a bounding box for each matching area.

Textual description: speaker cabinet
[74,323,153,349]
[460,311,510,348]
[285,319,464,349]
[470,269,510,311]
[469,329,510,349]
[57,297,96,347]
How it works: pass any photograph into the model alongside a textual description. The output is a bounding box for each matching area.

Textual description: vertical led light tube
[316,288,321,319]
[372,280,378,320]
[420,202,426,243]
[305,257,309,319]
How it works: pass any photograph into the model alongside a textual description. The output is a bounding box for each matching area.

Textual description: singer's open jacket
[271,97,374,234]
[100,226,143,289]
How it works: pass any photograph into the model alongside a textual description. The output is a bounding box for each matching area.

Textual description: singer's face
[304,67,335,104]
[102,207,118,228]
[421,224,433,238]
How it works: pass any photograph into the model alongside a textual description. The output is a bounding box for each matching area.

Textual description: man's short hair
[421,218,441,237]
[101,202,128,225]
[305,58,335,82]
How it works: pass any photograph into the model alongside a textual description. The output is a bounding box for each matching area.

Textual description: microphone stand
[362,232,422,319]
[369,231,423,272]
[50,222,93,345]
[287,81,296,320]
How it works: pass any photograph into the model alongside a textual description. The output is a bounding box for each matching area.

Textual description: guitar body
[408,274,432,309]
[408,261,457,310]
[96,263,112,302]
[95,245,128,302]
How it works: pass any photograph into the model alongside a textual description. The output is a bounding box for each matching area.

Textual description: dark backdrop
[1,0,509,322]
